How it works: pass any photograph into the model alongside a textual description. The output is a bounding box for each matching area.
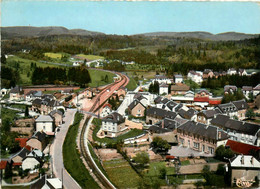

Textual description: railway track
[79,72,128,189]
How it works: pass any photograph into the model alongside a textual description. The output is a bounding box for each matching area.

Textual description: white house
[187,71,203,84]
[35,115,54,135]
[25,91,43,102]
[22,149,44,171]
[242,86,253,99]
[227,68,237,75]
[101,112,126,137]
[100,104,113,118]
[238,69,248,76]
[253,84,260,97]
[9,86,23,101]
[152,75,172,84]
[159,83,168,95]
[174,74,183,84]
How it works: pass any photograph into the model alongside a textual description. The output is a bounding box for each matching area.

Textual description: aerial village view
[0,1,260,189]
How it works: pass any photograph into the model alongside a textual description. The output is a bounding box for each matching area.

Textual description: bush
[215,145,234,161]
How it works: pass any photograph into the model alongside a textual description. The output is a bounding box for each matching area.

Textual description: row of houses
[99,90,259,158]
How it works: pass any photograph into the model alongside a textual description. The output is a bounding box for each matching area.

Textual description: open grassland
[63,113,100,189]
[76,54,104,61]
[44,52,64,59]
[103,159,141,188]
[6,56,60,85]
[125,77,138,91]
[88,69,115,87]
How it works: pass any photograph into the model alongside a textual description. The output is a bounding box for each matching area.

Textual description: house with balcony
[101,112,126,137]
[196,109,219,125]
[171,84,190,95]
[9,86,24,101]
[152,75,172,84]
[242,86,253,99]
[211,114,260,145]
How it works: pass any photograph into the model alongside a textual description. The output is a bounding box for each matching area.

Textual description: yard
[92,118,145,144]
[76,54,104,61]
[88,69,116,87]
[125,77,138,91]
[103,159,141,188]
[146,161,175,177]
[63,113,100,189]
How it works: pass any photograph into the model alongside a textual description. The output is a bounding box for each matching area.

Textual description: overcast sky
[2,1,260,35]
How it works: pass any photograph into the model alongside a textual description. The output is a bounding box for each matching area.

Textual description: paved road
[50,108,81,189]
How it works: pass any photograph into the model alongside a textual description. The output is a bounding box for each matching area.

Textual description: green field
[146,161,175,177]
[88,69,116,87]
[6,56,60,85]
[63,113,100,189]
[44,52,64,59]
[125,77,138,91]
[103,159,141,188]
[76,54,104,61]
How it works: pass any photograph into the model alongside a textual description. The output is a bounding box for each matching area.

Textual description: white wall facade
[36,121,53,133]
[159,87,168,95]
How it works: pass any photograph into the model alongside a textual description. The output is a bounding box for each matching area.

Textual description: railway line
[79,72,129,189]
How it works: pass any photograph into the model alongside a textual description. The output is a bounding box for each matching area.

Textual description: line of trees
[202,73,260,89]
[31,65,91,87]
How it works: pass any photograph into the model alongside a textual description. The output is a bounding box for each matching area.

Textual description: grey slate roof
[146,107,177,120]
[10,86,23,94]
[32,131,46,142]
[177,121,229,141]
[102,112,125,124]
[36,115,53,122]
[211,115,260,136]
[217,102,237,113]
[253,84,260,90]
[50,109,63,116]
[154,96,162,104]
[199,109,218,119]
[242,86,253,91]
[15,148,30,159]
[178,109,196,119]
[232,99,248,110]
[128,99,146,110]
[148,125,171,133]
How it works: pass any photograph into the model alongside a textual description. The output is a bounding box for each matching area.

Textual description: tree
[25,106,29,117]
[1,54,6,64]
[133,151,149,168]
[246,109,255,119]
[215,145,234,161]
[151,137,171,152]
[159,167,167,179]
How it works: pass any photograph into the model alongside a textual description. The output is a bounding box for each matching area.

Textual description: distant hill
[1,26,105,39]
[137,31,259,41]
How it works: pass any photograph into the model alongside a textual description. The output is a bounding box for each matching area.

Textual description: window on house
[208,147,214,154]
[193,142,199,149]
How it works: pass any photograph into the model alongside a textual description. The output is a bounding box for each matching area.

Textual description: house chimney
[162,120,164,129]
[218,131,221,140]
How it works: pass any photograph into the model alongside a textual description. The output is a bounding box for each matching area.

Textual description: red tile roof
[194,97,209,102]
[12,162,22,166]
[15,138,29,148]
[226,140,260,155]
[0,161,7,169]
[209,99,221,105]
